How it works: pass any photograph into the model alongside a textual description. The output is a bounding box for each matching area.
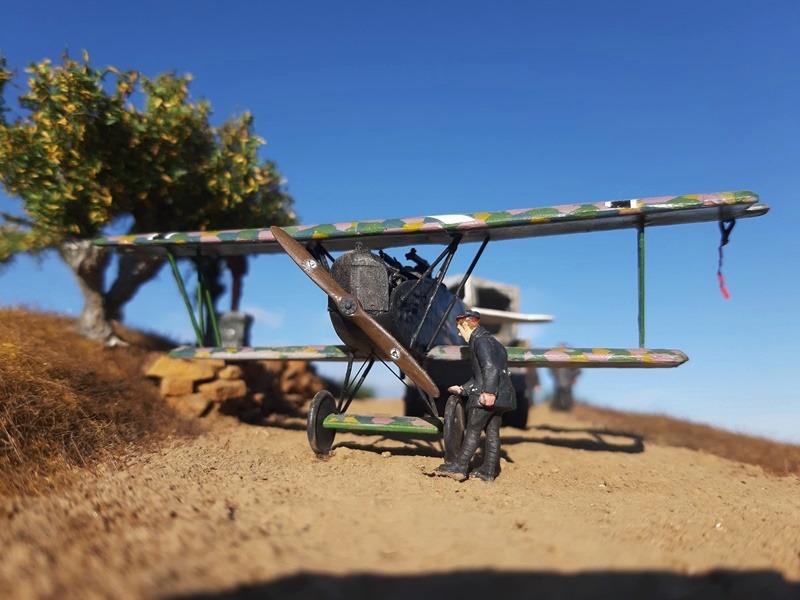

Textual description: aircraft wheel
[308,390,337,456]
[443,394,466,462]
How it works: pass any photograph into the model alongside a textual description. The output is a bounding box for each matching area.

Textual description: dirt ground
[2,399,799,600]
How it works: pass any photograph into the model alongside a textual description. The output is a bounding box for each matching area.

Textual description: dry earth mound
[0,308,195,496]
[1,309,798,599]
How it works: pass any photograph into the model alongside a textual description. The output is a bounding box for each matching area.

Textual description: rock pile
[144,355,326,417]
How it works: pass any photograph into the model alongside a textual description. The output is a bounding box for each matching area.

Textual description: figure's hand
[479,392,496,407]
[447,385,463,396]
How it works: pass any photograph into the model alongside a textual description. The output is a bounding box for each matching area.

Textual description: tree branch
[0,211,34,228]
[104,253,166,321]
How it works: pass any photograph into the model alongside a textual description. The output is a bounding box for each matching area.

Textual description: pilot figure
[436,310,515,482]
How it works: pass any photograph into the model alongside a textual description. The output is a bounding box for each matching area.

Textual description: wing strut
[637,218,646,348]
[194,251,222,346]
[398,235,461,304]
[165,249,221,346]
[425,236,490,352]
[336,355,375,415]
[408,236,462,350]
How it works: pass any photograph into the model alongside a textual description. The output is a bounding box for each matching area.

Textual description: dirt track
[2,400,799,599]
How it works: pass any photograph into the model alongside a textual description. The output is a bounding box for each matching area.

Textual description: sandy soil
[2,400,799,599]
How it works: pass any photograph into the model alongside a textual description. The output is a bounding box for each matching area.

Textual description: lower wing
[427,345,688,368]
[169,345,356,361]
[170,344,687,368]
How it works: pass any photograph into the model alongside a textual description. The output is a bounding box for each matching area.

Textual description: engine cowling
[328,246,392,355]
[331,246,390,314]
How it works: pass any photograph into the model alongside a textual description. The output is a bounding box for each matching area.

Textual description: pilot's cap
[456,310,481,322]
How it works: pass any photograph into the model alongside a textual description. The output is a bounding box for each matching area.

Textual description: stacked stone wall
[144,355,325,418]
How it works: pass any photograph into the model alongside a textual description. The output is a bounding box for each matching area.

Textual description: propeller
[270,226,440,398]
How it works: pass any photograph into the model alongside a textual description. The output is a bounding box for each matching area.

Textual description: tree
[0,52,296,344]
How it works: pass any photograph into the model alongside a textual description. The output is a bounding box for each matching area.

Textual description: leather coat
[461,326,516,412]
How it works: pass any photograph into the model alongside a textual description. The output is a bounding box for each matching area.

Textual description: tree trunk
[104,253,166,321]
[60,241,167,346]
[226,256,248,312]
[59,240,118,344]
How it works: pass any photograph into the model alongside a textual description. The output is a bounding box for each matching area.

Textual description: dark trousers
[466,406,502,439]
[449,407,503,474]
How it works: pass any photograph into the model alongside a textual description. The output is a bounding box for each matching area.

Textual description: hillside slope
[1,309,799,598]
[1,400,799,599]
[0,308,195,496]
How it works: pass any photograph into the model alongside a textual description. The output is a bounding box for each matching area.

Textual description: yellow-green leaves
[0,51,295,261]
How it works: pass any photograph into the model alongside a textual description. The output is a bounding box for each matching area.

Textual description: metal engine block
[331,246,390,314]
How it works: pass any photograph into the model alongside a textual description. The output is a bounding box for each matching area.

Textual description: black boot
[470,416,501,482]
[436,429,481,481]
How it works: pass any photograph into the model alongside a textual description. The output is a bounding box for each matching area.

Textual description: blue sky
[1,1,798,442]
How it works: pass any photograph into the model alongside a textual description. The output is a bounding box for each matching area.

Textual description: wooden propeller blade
[270,226,440,398]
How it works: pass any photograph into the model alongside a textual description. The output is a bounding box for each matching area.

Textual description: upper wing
[95,191,768,257]
[427,345,688,368]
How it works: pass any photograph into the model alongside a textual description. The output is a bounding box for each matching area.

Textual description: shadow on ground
[325,423,644,459]
[505,424,645,454]
[177,569,799,600]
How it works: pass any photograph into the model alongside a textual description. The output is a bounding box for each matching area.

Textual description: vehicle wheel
[308,390,337,455]
[561,389,574,411]
[403,387,428,417]
[443,394,466,462]
[551,388,573,411]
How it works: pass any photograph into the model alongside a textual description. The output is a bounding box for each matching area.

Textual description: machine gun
[405,248,431,274]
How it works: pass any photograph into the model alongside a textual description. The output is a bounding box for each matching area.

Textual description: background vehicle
[404,275,553,429]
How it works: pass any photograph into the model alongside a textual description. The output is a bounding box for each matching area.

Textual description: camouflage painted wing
[168,344,687,367]
[95,191,768,257]
[169,345,358,361]
[426,346,688,368]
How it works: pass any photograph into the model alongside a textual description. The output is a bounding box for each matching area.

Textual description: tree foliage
[0,52,296,341]
[0,51,295,261]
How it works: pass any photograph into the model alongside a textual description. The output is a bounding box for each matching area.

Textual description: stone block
[283,360,308,380]
[198,379,247,402]
[203,359,227,370]
[260,360,286,375]
[166,393,214,416]
[145,356,216,382]
[218,365,243,380]
[160,377,194,397]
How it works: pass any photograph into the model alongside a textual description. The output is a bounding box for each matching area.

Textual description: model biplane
[96,190,769,459]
